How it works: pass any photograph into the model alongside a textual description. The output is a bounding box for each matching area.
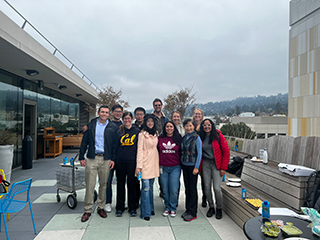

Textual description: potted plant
[0,129,17,182]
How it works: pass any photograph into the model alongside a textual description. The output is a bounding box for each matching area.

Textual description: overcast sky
[1,0,289,111]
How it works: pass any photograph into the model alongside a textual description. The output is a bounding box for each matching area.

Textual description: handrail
[3,0,101,93]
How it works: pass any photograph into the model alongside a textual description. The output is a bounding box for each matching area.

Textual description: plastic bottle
[242,188,247,199]
[222,174,226,182]
[137,172,141,181]
[234,141,238,151]
[70,157,74,166]
[63,157,68,165]
[263,148,268,164]
[262,200,270,219]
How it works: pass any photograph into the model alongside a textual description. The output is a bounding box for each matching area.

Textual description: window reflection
[37,93,79,135]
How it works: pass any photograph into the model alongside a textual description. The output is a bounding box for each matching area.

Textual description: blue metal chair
[0,178,37,240]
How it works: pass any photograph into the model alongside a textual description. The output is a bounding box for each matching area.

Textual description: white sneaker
[162,210,169,217]
[170,211,177,218]
[105,203,112,213]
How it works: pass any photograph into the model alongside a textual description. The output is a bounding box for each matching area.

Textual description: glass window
[37,93,51,131]
[51,97,61,133]
[23,80,37,101]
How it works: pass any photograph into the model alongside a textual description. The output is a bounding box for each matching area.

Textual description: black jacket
[79,118,118,161]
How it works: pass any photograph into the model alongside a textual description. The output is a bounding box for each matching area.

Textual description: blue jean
[159,165,181,211]
[106,168,114,204]
[140,178,155,218]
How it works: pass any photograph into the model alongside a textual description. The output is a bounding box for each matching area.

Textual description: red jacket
[200,130,230,172]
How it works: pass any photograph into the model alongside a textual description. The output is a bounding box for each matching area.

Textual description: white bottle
[263,148,268,164]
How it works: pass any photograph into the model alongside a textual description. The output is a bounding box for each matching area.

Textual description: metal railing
[3,0,101,93]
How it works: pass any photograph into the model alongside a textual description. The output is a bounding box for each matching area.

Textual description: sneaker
[216,208,222,220]
[105,203,112,213]
[183,214,197,222]
[181,211,188,218]
[115,210,123,217]
[206,207,215,218]
[162,210,170,217]
[151,211,155,216]
[144,216,150,221]
[170,211,176,218]
[129,210,137,217]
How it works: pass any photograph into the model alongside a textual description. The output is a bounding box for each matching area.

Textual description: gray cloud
[1,0,289,110]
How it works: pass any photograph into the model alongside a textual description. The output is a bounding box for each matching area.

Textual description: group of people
[79,98,230,223]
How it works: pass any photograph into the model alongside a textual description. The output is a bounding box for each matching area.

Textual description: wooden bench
[241,159,309,211]
[62,134,83,147]
[221,151,307,229]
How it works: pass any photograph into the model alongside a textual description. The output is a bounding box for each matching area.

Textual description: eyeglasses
[203,124,212,127]
[154,104,161,107]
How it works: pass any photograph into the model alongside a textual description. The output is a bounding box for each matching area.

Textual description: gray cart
[56,154,97,209]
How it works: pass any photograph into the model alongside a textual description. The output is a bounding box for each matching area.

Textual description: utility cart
[56,154,97,209]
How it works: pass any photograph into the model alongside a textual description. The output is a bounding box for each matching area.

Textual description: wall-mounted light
[26,70,39,76]
[76,94,82,97]
[58,85,67,90]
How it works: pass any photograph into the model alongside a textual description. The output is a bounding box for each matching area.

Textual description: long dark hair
[159,121,182,146]
[142,114,157,135]
[119,111,133,134]
[199,119,219,144]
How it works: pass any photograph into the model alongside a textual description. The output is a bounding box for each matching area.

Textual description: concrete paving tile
[33,193,69,203]
[171,225,221,240]
[33,189,85,204]
[199,208,247,240]
[42,214,88,231]
[34,230,85,240]
[30,186,52,193]
[216,228,247,240]
[18,202,63,216]
[32,180,57,187]
[82,226,128,240]
[87,210,130,229]
[0,213,51,232]
[0,230,37,240]
[58,201,84,214]
[130,226,175,240]
[129,212,170,227]
[168,209,209,226]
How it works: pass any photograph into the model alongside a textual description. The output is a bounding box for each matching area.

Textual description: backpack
[305,170,320,211]
[227,156,244,177]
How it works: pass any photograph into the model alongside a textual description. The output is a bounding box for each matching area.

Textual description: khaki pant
[84,156,110,213]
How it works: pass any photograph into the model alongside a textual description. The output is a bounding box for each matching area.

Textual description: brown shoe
[81,212,91,222]
[97,208,107,218]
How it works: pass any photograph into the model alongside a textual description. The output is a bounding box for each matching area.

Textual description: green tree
[214,115,221,124]
[235,105,240,115]
[275,101,282,114]
[85,85,130,112]
[163,86,196,119]
[220,122,256,139]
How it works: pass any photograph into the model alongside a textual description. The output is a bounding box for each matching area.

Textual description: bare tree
[163,86,196,119]
[98,85,130,109]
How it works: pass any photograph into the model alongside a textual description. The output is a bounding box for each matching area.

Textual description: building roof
[0,10,99,104]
